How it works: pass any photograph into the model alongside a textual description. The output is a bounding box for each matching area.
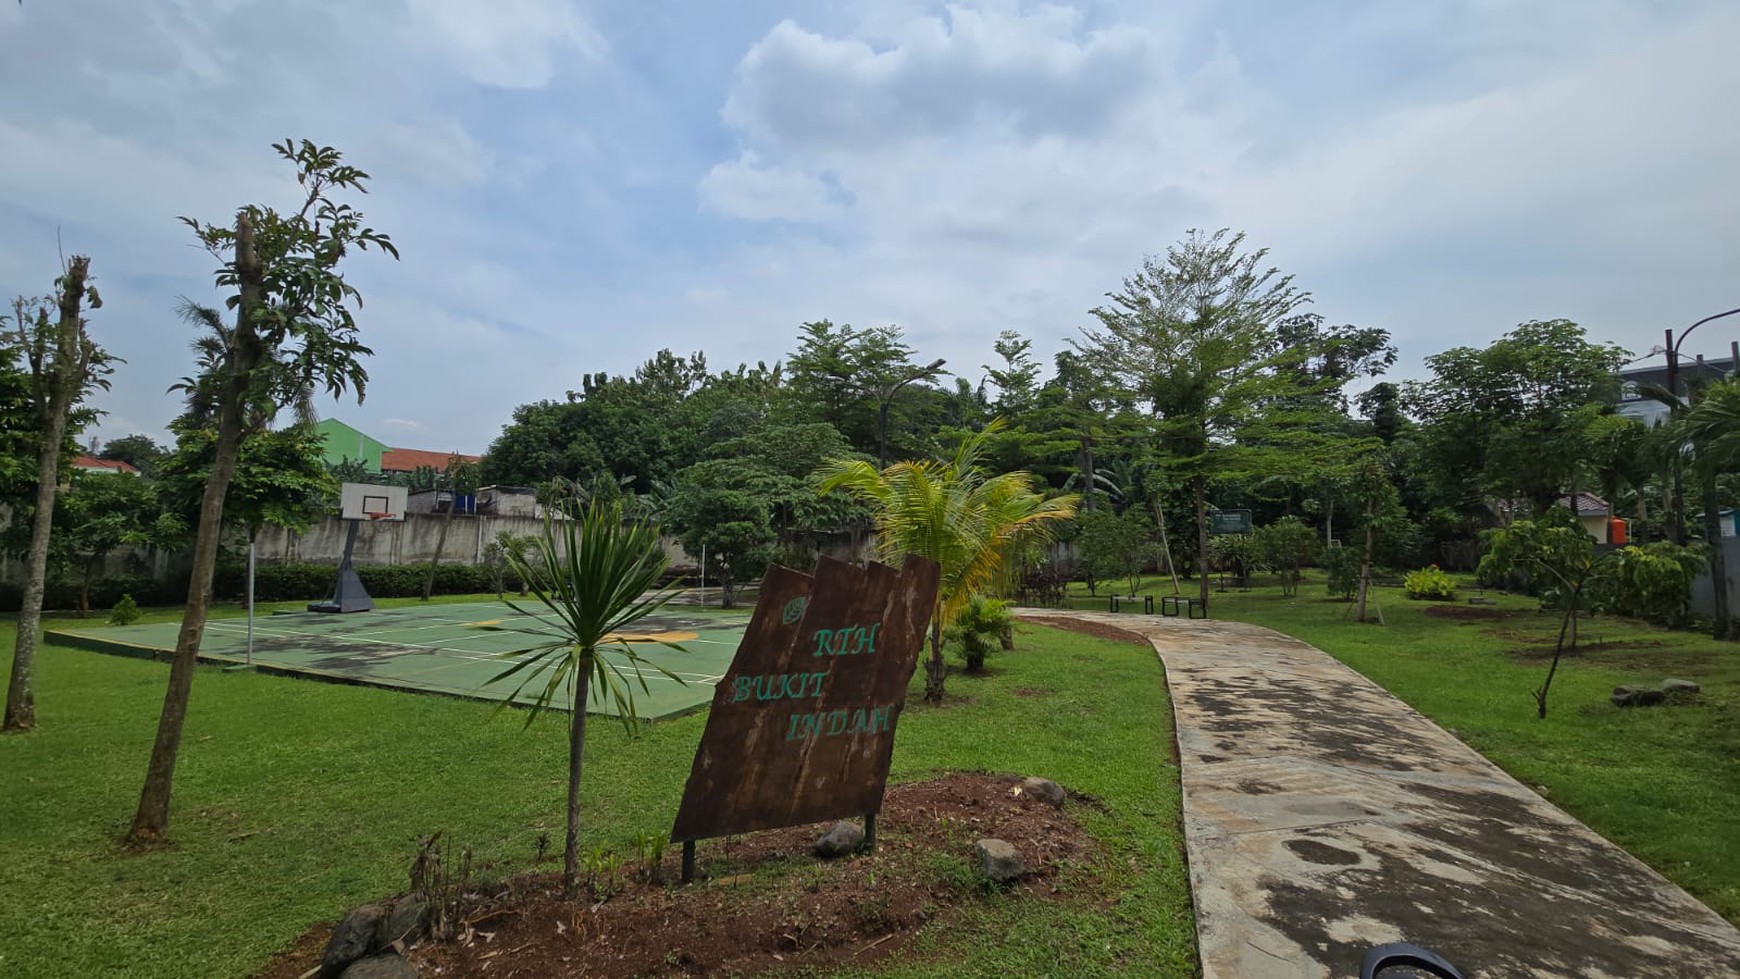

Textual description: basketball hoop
[365,511,395,521]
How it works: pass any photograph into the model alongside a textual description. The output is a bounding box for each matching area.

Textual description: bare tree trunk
[563,667,591,898]
[5,257,94,734]
[923,609,945,702]
[1194,477,1210,610]
[1155,499,1181,595]
[130,213,264,842]
[1703,473,1732,640]
[1355,518,1375,622]
[422,500,456,601]
[1079,439,1097,511]
[1324,495,1334,547]
[4,411,68,732]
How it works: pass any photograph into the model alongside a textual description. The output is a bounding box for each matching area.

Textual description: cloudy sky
[3,0,1737,455]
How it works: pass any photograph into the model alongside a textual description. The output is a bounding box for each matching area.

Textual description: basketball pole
[246,529,256,667]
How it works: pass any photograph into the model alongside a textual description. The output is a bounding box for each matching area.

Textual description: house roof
[1559,492,1610,517]
[379,448,481,472]
[72,455,139,475]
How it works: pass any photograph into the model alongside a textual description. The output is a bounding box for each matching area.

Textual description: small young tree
[1478,508,1607,718]
[1346,454,1401,623]
[130,140,396,842]
[5,258,115,732]
[493,498,684,898]
[483,530,537,600]
[1077,508,1152,597]
[1253,516,1319,597]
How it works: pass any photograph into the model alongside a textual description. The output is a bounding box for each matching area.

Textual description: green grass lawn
[0,598,1195,978]
[1066,572,1740,923]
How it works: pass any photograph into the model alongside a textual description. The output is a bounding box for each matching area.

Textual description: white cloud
[699,153,847,222]
[382,418,426,429]
[405,0,606,89]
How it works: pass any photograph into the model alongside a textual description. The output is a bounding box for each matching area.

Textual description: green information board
[1210,510,1253,535]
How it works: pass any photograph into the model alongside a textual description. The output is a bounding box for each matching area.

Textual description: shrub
[108,594,142,625]
[945,594,1013,673]
[1594,542,1704,627]
[1321,546,1361,600]
[1403,565,1457,601]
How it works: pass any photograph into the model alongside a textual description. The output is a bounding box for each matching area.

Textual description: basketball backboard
[340,482,408,521]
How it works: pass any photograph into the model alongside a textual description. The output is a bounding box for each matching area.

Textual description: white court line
[204,621,732,680]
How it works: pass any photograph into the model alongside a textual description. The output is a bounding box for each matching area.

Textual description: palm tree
[1682,378,1740,639]
[493,498,683,897]
[816,420,1078,701]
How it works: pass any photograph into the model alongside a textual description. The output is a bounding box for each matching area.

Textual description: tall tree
[129,140,396,841]
[984,329,1042,417]
[95,434,169,477]
[1406,320,1627,517]
[51,469,180,616]
[816,421,1078,701]
[5,258,114,732]
[1072,228,1310,611]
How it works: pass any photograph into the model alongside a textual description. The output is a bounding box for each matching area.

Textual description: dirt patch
[1424,604,1509,621]
[1023,615,1148,645]
[257,774,1096,979]
[1012,686,1052,699]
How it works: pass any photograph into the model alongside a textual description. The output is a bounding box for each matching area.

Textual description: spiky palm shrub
[494,498,683,897]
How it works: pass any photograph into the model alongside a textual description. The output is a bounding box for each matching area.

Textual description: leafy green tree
[1072,228,1309,612]
[784,320,946,463]
[667,459,777,608]
[816,421,1078,701]
[5,258,115,733]
[493,499,683,898]
[1356,382,1406,445]
[95,434,168,477]
[1406,320,1627,516]
[131,140,397,842]
[54,471,181,616]
[157,423,336,540]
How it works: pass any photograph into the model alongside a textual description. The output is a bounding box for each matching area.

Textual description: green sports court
[46,600,748,719]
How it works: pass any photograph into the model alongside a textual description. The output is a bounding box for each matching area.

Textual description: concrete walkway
[1021,610,1740,978]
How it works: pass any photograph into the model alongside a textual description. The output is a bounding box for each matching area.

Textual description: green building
[316,418,392,471]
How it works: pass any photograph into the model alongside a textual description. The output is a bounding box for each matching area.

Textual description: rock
[975,838,1024,883]
[1018,777,1066,807]
[1611,686,1666,708]
[814,820,865,858]
[320,905,386,979]
[376,896,428,948]
[339,952,420,979]
[1662,678,1701,695]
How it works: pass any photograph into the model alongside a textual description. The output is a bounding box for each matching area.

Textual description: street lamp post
[1665,307,1740,406]
[1662,308,1740,545]
[877,358,947,469]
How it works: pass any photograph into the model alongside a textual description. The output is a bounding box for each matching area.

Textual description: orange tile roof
[380,448,481,472]
[72,455,139,474]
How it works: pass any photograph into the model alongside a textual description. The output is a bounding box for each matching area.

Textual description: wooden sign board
[671,554,940,843]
